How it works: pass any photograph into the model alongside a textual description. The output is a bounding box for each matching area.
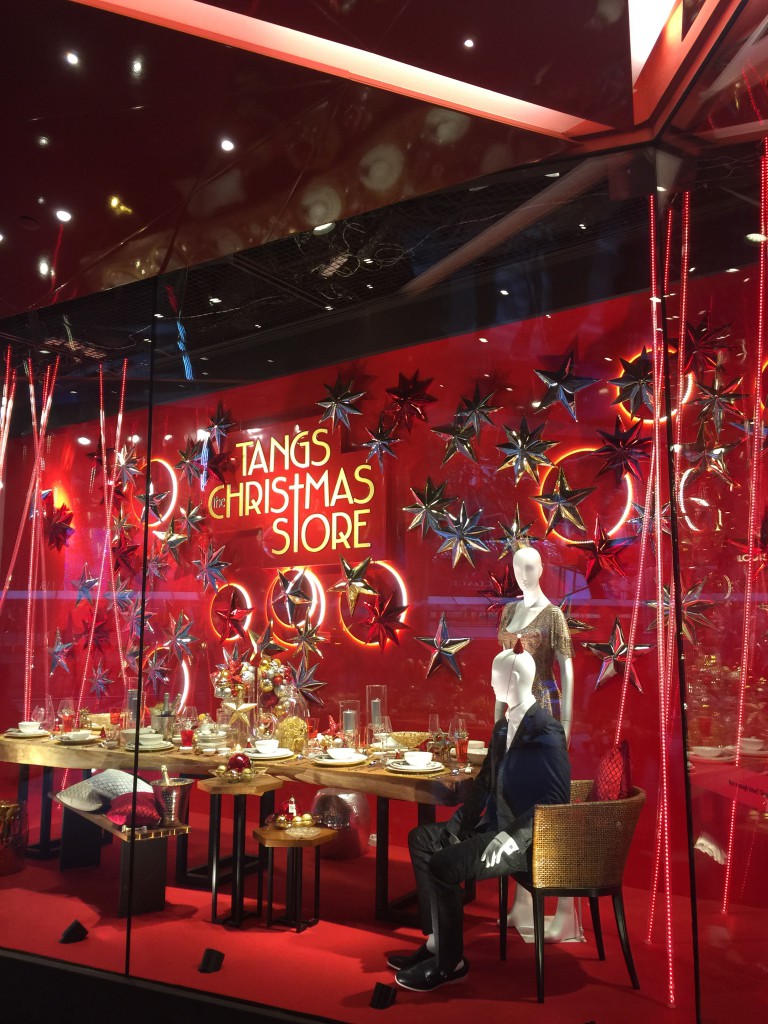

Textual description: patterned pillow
[589,741,632,801]
[105,792,161,827]
[89,769,152,800]
[57,779,107,813]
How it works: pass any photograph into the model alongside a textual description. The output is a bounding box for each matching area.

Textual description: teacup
[327,747,358,760]
[403,750,433,768]
[18,721,42,734]
[740,737,763,753]
[253,738,279,754]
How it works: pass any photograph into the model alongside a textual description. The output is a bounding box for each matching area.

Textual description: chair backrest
[530,785,646,890]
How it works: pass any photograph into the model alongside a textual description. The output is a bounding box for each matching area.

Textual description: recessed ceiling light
[154,313,163,318]
[313,222,335,235]
[37,197,45,205]
[132,58,143,76]
[39,349,50,355]
[325,305,334,310]
[38,258,50,276]
[0,234,4,243]
[726,267,738,273]
[463,38,475,48]
[579,223,587,230]
[69,389,77,395]
[544,171,560,178]
[55,209,72,222]
[656,186,667,192]
[202,371,209,376]
[746,232,768,243]
[200,356,209,362]
[38,136,49,147]
[479,337,488,343]
[65,52,79,65]
[499,289,508,296]
[77,436,91,446]
[220,138,235,152]
[254,324,261,328]
[163,434,173,441]
[209,296,222,304]
[266,358,274,364]
[363,257,373,264]
[366,284,373,289]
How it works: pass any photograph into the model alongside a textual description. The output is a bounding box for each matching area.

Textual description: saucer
[126,740,174,752]
[5,728,50,739]
[55,733,99,745]
[386,760,444,774]
[311,752,368,767]
[244,747,294,761]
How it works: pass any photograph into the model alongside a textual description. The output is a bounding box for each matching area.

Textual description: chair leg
[612,891,640,989]
[533,890,545,1003]
[499,877,508,961]
[589,896,605,960]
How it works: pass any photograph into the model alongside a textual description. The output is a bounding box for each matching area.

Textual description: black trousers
[408,821,527,971]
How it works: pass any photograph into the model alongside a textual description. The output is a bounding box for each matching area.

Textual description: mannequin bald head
[513,546,543,598]
[491,649,536,709]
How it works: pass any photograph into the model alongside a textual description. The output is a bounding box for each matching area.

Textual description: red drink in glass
[180,728,195,747]
[455,735,469,765]
[60,711,75,734]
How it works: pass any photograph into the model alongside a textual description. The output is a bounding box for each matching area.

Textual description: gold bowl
[390,731,430,751]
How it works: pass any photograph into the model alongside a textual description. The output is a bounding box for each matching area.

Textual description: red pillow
[105,792,161,827]
[589,741,632,801]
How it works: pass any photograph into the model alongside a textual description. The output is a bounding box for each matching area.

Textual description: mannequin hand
[481,831,519,868]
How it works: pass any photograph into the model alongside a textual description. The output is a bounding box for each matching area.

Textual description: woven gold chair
[499,780,646,1002]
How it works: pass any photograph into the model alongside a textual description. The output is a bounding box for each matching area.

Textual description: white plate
[689,746,725,759]
[244,748,294,760]
[386,760,444,774]
[126,740,175,752]
[4,728,50,739]
[55,734,99,745]
[310,753,368,767]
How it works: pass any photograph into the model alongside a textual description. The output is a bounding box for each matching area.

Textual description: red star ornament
[356,593,409,651]
[385,371,437,432]
[567,516,634,582]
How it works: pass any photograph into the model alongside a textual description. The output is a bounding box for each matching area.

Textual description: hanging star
[432,416,478,464]
[567,516,634,581]
[646,581,716,644]
[49,628,74,674]
[416,612,471,680]
[733,418,768,454]
[111,511,136,544]
[356,592,409,651]
[208,401,235,450]
[158,517,186,564]
[179,499,205,540]
[361,416,400,470]
[609,347,654,419]
[559,596,592,634]
[123,642,141,673]
[627,499,672,539]
[123,598,155,639]
[534,349,598,421]
[214,589,253,642]
[136,488,170,522]
[85,440,114,472]
[193,542,230,593]
[328,556,378,615]
[114,445,143,490]
[143,649,170,692]
[582,618,650,692]
[111,575,135,613]
[175,438,204,486]
[457,384,501,434]
[436,502,492,567]
[385,370,437,431]
[205,448,232,485]
[403,477,456,537]
[531,469,595,535]
[681,425,739,485]
[79,615,111,654]
[89,661,112,697]
[692,374,747,437]
[71,563,99,606]
[317,374,365,431]
[165,611,199,663]
[146,552,170,584]
[290,659,328,707]
[479,566,521,623]
[496,416,558,483]
[48,502,74,551]
[247,621,288,662]
[594,417,651,483]
[497,506,538,558]
[292,618,326,666]
[274,569,312,625]
[675,314,732,377]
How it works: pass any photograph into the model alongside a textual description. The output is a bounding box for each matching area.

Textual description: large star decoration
[457,385,501,434]
[79,615,111,654]
[247,621,288,661]
[136,488,170,522]
[143,649,170,692]
[113,536,139,574]
[416,613,471,680]
[214,589,253,642]
[432,416,478,464]
[594,417,651,483]
[160,517,186,563]
[89,661,112,697]
[692,374,747,437]
[114,445,143,490]
[208,401,235,450]
[123,597,155,640]
[72,564,99,606]
[165,611,199,663]
[627,499,671,539]
[175,438,204,486]
[385,371,437,431]
[356,592,409,650]
[317,375,365,431]
[48,502,75,551]
[292,618,326,666]
[179,500,205,540]
[646,581,716,644]
[583,618,650,692]
[681,424,739,485]
[111,511,136,544]
[609,347,654,419]
[676,314,732,377]
[496,416,558,483]
[111,575,135,613]
[49,628,74,674]
[145,552,170,584]
[193,542,230,593]
[274,569,312,625]
[361,416,400,470]
[497,506,538,558]
[479,567,521,623]
[290,659,328,707]
[204,448,232,485]
[531,469,595,535]
[559,596,592,634]
[328,556,378,615]
[403,477,456,537]
[568,516,634,581]
[436,502,492,567]
[534,349,598,421]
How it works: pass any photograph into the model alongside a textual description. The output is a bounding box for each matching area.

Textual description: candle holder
[338,699,361,750]
[365,685,388,729]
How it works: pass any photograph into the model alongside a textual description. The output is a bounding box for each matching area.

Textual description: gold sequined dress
[497,603,574,718]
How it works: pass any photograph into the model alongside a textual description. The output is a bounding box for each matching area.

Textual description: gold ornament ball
[301,812,313,825]
[259,680,274,693]
[274,814,289,830]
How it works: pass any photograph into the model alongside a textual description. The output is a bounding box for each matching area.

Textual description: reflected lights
[463,39,475,49]
[38,136,49,147]
[0,234,4,244]
[220,138,235,152]
[55,209,72,223]
[499,288,509,295]
[313,222,335,235]
[65,51,79,65]
[38,259,50,277]
[76,436,91,446]
[628,0,677,84]
[747,232,768,243]
[132,58,143,76]
[109,195,133,214]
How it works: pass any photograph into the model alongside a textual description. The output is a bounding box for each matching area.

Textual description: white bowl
[253,739,279,754]
[690,745,722,758]
[18,721,42,734]
[467,747,488,766]
[740,737,763,753]
[403,750,433,768]
[327,747,358,761]
[467,739,485,751]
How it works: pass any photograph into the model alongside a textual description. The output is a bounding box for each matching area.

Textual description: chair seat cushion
[89,769,152,800]
[57,779,108,813]
[589,741,631,801]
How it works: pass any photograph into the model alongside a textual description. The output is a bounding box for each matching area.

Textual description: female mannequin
[496,546,580,942]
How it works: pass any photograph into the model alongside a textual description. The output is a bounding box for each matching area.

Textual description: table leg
[24,766,61,860]
[266,848,274,927]
[294,848,304,931]
[209,794,222,922]
[313,847,321,923]
[375,796,389,918]
[226,794,247,928]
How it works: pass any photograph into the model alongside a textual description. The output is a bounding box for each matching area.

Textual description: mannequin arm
[556,654,574,745]
[481,831,519,868]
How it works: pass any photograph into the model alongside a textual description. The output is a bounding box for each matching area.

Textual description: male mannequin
[387,650,570,993]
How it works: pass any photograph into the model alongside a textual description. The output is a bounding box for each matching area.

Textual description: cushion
[589,740,632,802]
[57,779,108,813]
[105,792,161,827]
[89,769,152,800]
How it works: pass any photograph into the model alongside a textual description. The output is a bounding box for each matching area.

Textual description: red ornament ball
[227,752,250,773]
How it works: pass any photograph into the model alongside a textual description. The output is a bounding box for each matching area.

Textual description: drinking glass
[180,705,198,727]
[368,714,393,750]
[57,699,75,734]
[449,716,469,767]
[428,713,441,740]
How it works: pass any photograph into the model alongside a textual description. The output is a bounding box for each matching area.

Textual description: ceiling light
[200,356,209,362]
[689,266,696,273]
[69,389,77,395]
[209,296,222,304]
[362,258,373,264]
[76,436,91,446]
[313,222,335,235]
[463,38,475,48]
[325,305,334,310]
[39,349,50,355]
[132,58,143,76]
[746,232,768,243]
[479,337,488,343]
[164,434,173,441]
[220,138,235,152]
[266,358,274,364]
[202,371,209,376]
[544,171,560,178]
[254,324,261,329]
[65,52,79,65]
[656,185,667,192]
[154,313,163,318]
[579,223,587,230]
[37,197,45,205]
[726,267,738,273]
[55,209,72,223]
[499,289,508,296]
[38,258,50,276]
[0,234,4,243]
[366,284,373,289]
[38,136,49,147]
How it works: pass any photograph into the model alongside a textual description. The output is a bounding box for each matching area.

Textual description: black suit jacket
[450,704,570,851]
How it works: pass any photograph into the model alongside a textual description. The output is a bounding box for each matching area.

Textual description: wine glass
[179,705,198,728]
[449,716,469,767]
[57,698,75,734]
[31,706,46,725]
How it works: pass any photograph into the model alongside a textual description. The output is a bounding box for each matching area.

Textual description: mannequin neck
[506,692,536,715]
[521,586,547,609]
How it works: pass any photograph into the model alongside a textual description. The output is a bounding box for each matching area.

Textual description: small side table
[252,824,337,932]
[198,775,283,927]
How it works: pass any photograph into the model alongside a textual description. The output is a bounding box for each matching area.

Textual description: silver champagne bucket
[150,778,193,826]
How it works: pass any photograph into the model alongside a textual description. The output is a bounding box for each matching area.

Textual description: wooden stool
[252,824,336,932]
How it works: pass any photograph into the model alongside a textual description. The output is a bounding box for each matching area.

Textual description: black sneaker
[395,958,470,992]
[386,943,433,971]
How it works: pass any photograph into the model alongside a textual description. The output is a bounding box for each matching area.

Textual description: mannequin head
[491,649,536,708]
[513,546,543,595]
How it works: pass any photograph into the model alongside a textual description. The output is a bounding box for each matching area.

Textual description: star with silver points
[179,500,205,540]
[79,614,110,653]
[208,401,235,450]
[559,596,592,634]
[627,500,671,539]
[583,618,650,692]
[692,374,747,437]
[496,416,558,483]
[72,564,99,606]
[610,347,654,419]
[317,375,365,431]
[681,425,739,485]
[432,416,478,464]
[90,661,112,697]
[124,642,140,673]
[160,517,186,563]
[114,445,143,490]
[143,649,170,692]
[290,660,328,707]
[175,438,204,486]
[385,371,437,432]
[356,593,409,650]
[136,488,170,522]
[49,628,74,674]
[646,581,715,644]
[146,552,169,583]
[292,618,326,666]
[123,597,155,639]
[594,417,651,483]
[416,613,471,680]
[165,611,199,663]
[193,542,230,593]
[676,315,732,377]
[479,567,521,622]
[247,621,288,662]
[403,477,456,537]
[111,511,136,544]
[497,506,538,558]
[531,469,595,535]
[361,416,400,470]
[436,502,492,567]
[457,385,501,434]
[328,556,378,615]
[274,569,312,625]
[111,575,135,613]
[568,516,634,581]
[534,350,598,421]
